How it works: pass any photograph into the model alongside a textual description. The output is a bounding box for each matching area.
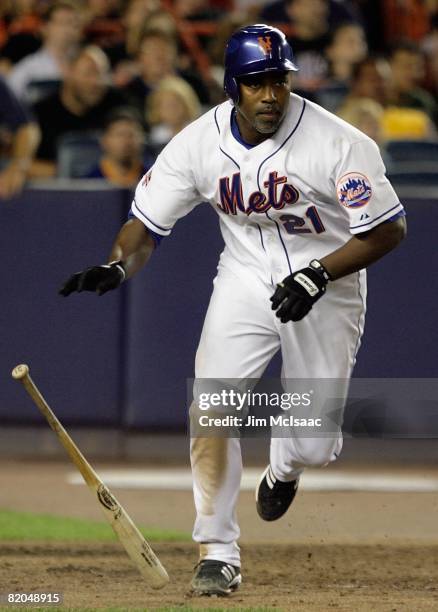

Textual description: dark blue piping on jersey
[384,210,406,223]
[256,98,306,188]
[217,106,270,272]
[350,203,403,230]
[230,109,255,150]
[256,223,266,251]
[256,98,307,275]
[214,105,221,134]
[265,210,292,275]
[256,223,272,282]
[220,148,240,169]
[128,209,163,246]
[215,101,306,277]
[132,198,171,234]
[215,106,241,170]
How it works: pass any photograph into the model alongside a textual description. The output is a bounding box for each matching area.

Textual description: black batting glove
[59,261,126,297]
[270,260,331,323]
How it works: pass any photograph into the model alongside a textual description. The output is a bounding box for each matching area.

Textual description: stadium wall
[0,185,436,434]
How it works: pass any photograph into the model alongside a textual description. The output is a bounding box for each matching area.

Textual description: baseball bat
[11,364,169,589]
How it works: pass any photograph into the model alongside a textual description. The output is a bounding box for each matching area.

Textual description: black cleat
[256,465,299,521]
[191,559,242,596]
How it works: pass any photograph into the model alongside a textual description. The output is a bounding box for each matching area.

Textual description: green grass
[0,509,190,542]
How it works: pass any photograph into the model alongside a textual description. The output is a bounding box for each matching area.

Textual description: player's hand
[270,263,330,323]
[59,261,126,297]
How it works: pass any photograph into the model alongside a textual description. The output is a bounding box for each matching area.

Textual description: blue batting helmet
[224,24,298,104]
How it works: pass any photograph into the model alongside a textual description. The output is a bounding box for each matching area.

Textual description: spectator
[337,97,385,145]
[83,0,125,49]
[107,3,177,88]
[421,12,438,97]
[124,30,178,117]
[145,10,179,38]
[317,22,368,110]
[387,40,438,125]
[325,23,368,83]
[341,56,435,140]
[347,56,392,107]
[0,0,42,71]
[383,0,431,45]
[86,108,150,187]
[208,11,253,70]
[173,0,223,21]
[285,0,332,93]
[260,0,358,29]
[105,0,162,68]
[124,29,209,118]
[30,45,127,178]
[146,75,201,146]
[7,1,83,104]
[0,76,40,199]
[257,0,362,94]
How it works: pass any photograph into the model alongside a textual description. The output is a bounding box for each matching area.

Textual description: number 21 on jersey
[280,205,326,234]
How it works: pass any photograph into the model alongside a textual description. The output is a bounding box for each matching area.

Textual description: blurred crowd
[0,0,437,197]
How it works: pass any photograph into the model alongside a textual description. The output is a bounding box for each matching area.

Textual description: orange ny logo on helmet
[257,36,272,54]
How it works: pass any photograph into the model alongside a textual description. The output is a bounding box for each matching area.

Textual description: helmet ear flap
[230,77,239,105]
[224,75,239,105]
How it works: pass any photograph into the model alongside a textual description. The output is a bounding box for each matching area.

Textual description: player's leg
[191,267,279,580]
[262,273,366,517]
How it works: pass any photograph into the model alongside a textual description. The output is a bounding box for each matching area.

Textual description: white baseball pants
[191,264,366,566]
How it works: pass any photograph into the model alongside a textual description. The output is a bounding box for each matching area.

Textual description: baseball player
[60,25,406,596]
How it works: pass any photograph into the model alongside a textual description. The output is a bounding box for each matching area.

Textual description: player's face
[236,71,292,144]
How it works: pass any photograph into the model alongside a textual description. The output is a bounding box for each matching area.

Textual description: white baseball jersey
[131,94,404,567]
[131,93,404,286]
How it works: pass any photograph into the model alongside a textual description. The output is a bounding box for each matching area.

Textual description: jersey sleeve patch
[336,172,372,209]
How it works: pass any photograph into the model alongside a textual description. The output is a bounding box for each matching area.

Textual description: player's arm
[108,218,155,279]
[320,215,407,280]
[272,133,409,323]
[271,216,406,323]
[59,218,155,297]
[60,126,201,297]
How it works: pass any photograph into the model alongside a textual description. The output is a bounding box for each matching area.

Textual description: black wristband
[309,259,332,282]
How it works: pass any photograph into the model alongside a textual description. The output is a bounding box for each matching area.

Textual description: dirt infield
[1,541,438,610]
[2,460,438,610]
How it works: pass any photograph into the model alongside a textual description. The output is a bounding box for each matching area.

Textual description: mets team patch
[336,172,372,208]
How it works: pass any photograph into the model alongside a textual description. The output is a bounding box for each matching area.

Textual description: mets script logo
[337,172,372,208]
[258,36,272,54]
[217,171,299,216]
